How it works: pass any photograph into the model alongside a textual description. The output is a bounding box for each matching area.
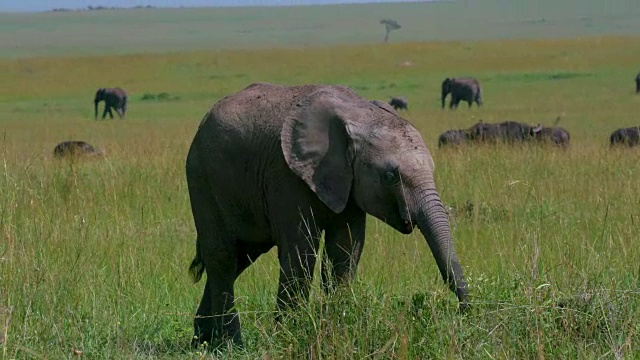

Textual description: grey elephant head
[94,88,106,119]
[441,78,452,108]
[281,87,468,303]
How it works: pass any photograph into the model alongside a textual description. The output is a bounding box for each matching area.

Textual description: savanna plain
[1,3,640,359]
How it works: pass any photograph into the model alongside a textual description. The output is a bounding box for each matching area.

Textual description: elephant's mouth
[388,216,415,234]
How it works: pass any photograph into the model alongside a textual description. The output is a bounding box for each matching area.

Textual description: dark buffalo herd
[438,120,572,148]
[438,120,639,149]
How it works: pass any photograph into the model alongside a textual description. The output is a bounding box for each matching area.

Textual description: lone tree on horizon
[380,18,401,42]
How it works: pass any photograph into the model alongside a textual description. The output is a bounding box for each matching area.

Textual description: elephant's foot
[192,316,243,351]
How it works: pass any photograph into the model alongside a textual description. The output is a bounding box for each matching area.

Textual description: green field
[1,1,640,359]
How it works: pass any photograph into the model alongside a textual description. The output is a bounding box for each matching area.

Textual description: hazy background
[2,0,639,58]
[2,0,438,13]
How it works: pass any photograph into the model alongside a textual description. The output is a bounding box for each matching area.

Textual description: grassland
[1,2,640,358]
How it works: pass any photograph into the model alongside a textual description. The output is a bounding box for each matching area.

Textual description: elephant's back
[198,82,355,139]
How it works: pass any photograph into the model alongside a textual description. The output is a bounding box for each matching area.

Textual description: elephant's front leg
[275,232,320,316]
[321,209,366,293]
[449,97,457,109]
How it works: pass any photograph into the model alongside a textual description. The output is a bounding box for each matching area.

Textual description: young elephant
[610,126,640,147]
[441,77,482,109]
[388,96,408,111]
[438,129,468,148]
[53,140,103,158]
[531,125,571,147]
[94,87,127,120]
[186,82,469,348]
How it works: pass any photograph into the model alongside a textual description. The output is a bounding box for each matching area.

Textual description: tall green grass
[1,36,639,358]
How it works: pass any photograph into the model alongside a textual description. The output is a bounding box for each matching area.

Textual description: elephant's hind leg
[187,168,242,348]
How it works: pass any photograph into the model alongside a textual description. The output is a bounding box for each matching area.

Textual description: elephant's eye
[382,170,400,186]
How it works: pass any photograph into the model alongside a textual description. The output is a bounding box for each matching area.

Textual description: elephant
[94,87,127,120]
[53,140,103,158]
[531,125,571,147]
[388,96,408,111]
[467,120,535,143]
[636,73,640,93]
[610,126,640,147]
[438,129,468,148]
[441,77,482,109]
[186,82,469,348]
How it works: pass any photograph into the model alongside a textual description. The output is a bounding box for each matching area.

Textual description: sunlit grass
[1,36,639,358]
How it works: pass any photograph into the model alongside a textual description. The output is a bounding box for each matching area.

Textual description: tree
[380,19,401,43]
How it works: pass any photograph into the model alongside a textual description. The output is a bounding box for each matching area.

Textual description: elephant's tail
[189,243,205,283]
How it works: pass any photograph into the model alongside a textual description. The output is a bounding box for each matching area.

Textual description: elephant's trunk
[94,100,99,120]
[441,90,447,109]
[412,183,469,308]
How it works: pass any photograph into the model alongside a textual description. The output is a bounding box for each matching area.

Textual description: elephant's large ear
[281,90,356,214]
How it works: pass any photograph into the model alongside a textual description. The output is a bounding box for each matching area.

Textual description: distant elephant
[53,140,103,158]
[467,120,535,143]
[186,82,469,348]
[438,129,468,148]
[636,73,640,93]
[610,126,640,147]
[388,96,408,111]
[531,125,571,147]
[94,87,127,120]
[441,77,482,109]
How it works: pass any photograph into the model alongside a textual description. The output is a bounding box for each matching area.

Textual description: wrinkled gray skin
[370,99,399,115]
[94,87,127,120]
[187,82,469,348]
[610,126,640,147]
[438,129,468,148]
[467,120,536,143]
[531,125,571,147]
[53,140,104,158]
[389,96,408,111]
[441,77,482,109]
[636,73,640,93]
